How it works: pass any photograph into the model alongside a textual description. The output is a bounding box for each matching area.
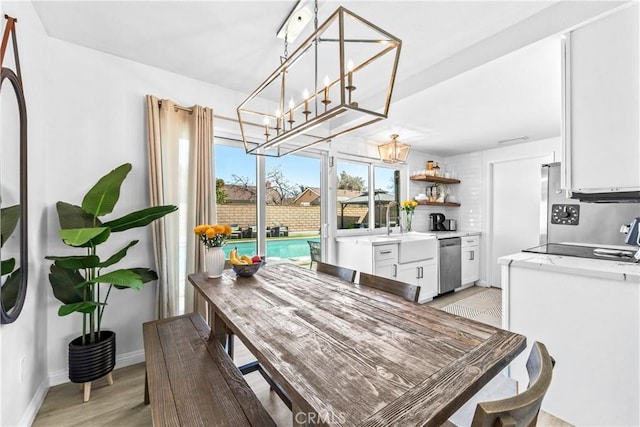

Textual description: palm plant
[46,163,177,344]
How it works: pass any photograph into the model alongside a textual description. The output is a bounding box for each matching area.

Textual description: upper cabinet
[562,4,639,199]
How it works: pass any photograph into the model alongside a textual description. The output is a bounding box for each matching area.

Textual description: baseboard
[18,377,49,427]
[49,348,145,387]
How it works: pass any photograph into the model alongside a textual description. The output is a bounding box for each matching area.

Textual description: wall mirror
[1,66,28,323]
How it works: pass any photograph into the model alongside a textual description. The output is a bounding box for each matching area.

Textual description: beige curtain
[146,95,215,318]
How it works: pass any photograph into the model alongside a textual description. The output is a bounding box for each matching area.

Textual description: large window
[336,160,369,229]
[374,166,400,229]
[336,160,400,230]
[214,143,257,257]
[215,141,322,264]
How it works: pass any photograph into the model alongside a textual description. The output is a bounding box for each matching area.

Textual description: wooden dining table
[188,263,526,427]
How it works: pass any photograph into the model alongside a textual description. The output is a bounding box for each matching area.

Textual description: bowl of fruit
[229,248,264,277]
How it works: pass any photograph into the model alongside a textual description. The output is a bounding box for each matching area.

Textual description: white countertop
[335,231,436,246]
[430,231,481,239]
[499,252,640,282]
[336,230,481,246]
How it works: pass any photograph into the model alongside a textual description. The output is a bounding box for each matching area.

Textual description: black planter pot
[68,330,116,383]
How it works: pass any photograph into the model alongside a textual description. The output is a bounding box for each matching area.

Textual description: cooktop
[523,243,638,263]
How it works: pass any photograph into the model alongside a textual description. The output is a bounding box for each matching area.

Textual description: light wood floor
[33,286,571,427]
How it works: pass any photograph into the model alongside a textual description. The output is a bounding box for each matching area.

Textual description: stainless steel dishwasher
[438,237,462,294]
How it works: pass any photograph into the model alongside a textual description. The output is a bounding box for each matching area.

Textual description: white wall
[1,2,50,426]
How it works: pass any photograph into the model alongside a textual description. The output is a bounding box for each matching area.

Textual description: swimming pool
[222,236,320,260]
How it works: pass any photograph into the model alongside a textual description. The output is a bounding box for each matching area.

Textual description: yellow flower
[212,224,225,235]
[205,227,217,238]
[194,224,209,234]
[223,224,232,235]
[401,200,418,212]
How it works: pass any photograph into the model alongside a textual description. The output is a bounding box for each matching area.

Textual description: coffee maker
[429,213,447,231]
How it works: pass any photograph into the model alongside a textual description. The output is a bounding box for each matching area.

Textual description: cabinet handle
[393,264,397,278]
[419,266,424,279]
[470,250,475,261]
[416,266,420,279]
[380,250,392,254]
[466,240,475,244]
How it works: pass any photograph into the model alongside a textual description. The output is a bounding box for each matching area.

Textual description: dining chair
[358,272,419,302]
[307,240,321,269]
[315,261,356,282]
[468,341,555,427]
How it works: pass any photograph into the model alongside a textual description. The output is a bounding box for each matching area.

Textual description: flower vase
[205,246,225,278]
[405,211,413,232]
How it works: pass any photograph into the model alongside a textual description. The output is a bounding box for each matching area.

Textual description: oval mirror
[1,66,28,323]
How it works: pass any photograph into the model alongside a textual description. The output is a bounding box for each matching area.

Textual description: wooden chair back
[471,341,555,427]
[307,240,321,268]
[358,272,419,302]
[315,261,357,283]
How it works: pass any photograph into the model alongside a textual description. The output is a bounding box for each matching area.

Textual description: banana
[241,255,254,265]
[229,248,241,265]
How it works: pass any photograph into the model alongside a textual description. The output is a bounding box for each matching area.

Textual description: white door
[490,155,552,287]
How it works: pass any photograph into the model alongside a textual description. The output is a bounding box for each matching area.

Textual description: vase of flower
[194,224,233,278]
[405,211,414,232]
[205,246,225,278]
[401,200,418,232]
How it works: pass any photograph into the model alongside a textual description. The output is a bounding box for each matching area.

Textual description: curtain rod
[156,100,263,129]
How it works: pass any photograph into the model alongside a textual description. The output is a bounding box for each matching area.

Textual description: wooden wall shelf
[416,201,461,207]
[410,175,461,184]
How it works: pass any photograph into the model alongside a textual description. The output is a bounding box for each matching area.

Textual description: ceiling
[31,1,625,156]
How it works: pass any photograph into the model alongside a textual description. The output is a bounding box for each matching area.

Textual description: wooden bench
[143,312,276,427]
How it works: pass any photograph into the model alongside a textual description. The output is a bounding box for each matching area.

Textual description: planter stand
[69,330,116,402]
[79,372,114,401]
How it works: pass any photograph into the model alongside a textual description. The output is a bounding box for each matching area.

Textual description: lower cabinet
[397,258,438,303]
[373,244,398,279]
[461,237,480,285]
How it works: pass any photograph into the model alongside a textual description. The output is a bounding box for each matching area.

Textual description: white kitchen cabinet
[373,244,397,279]
[461,236,480,285]
[396,258,438,302]
[500,253,640,426]
[562,4,639,194]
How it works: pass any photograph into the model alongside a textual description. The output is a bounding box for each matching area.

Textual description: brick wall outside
[217,204,369,232]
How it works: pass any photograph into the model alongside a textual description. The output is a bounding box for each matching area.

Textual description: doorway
[489,154,553,287]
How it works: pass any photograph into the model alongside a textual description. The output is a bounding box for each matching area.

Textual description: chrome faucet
[386,201,399,236]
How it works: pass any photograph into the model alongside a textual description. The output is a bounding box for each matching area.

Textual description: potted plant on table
[45,163,176,401]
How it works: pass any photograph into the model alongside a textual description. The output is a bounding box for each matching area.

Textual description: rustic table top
[188,264,526,427]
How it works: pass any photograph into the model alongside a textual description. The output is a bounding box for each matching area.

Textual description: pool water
[223,237,320,260]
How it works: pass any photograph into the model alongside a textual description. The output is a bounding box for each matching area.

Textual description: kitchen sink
[397,233,437,263]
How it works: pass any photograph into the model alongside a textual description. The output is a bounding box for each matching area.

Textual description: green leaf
[82,163,131,218]
[114,268,158,289]
[1,268,22,310]
[56,202,101,230]
[1,204,20,247]
[103,205,178,233]
[45,255,100,270]
[59,227,110,247]
[130,268,158,283]
[1,258,16,276]
[58,301,101,316]
[99,241,138,268]
[89,269,143,290]
[48,265,85,305]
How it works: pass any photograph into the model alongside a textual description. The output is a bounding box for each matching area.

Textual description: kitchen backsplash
[407,150,482,232]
